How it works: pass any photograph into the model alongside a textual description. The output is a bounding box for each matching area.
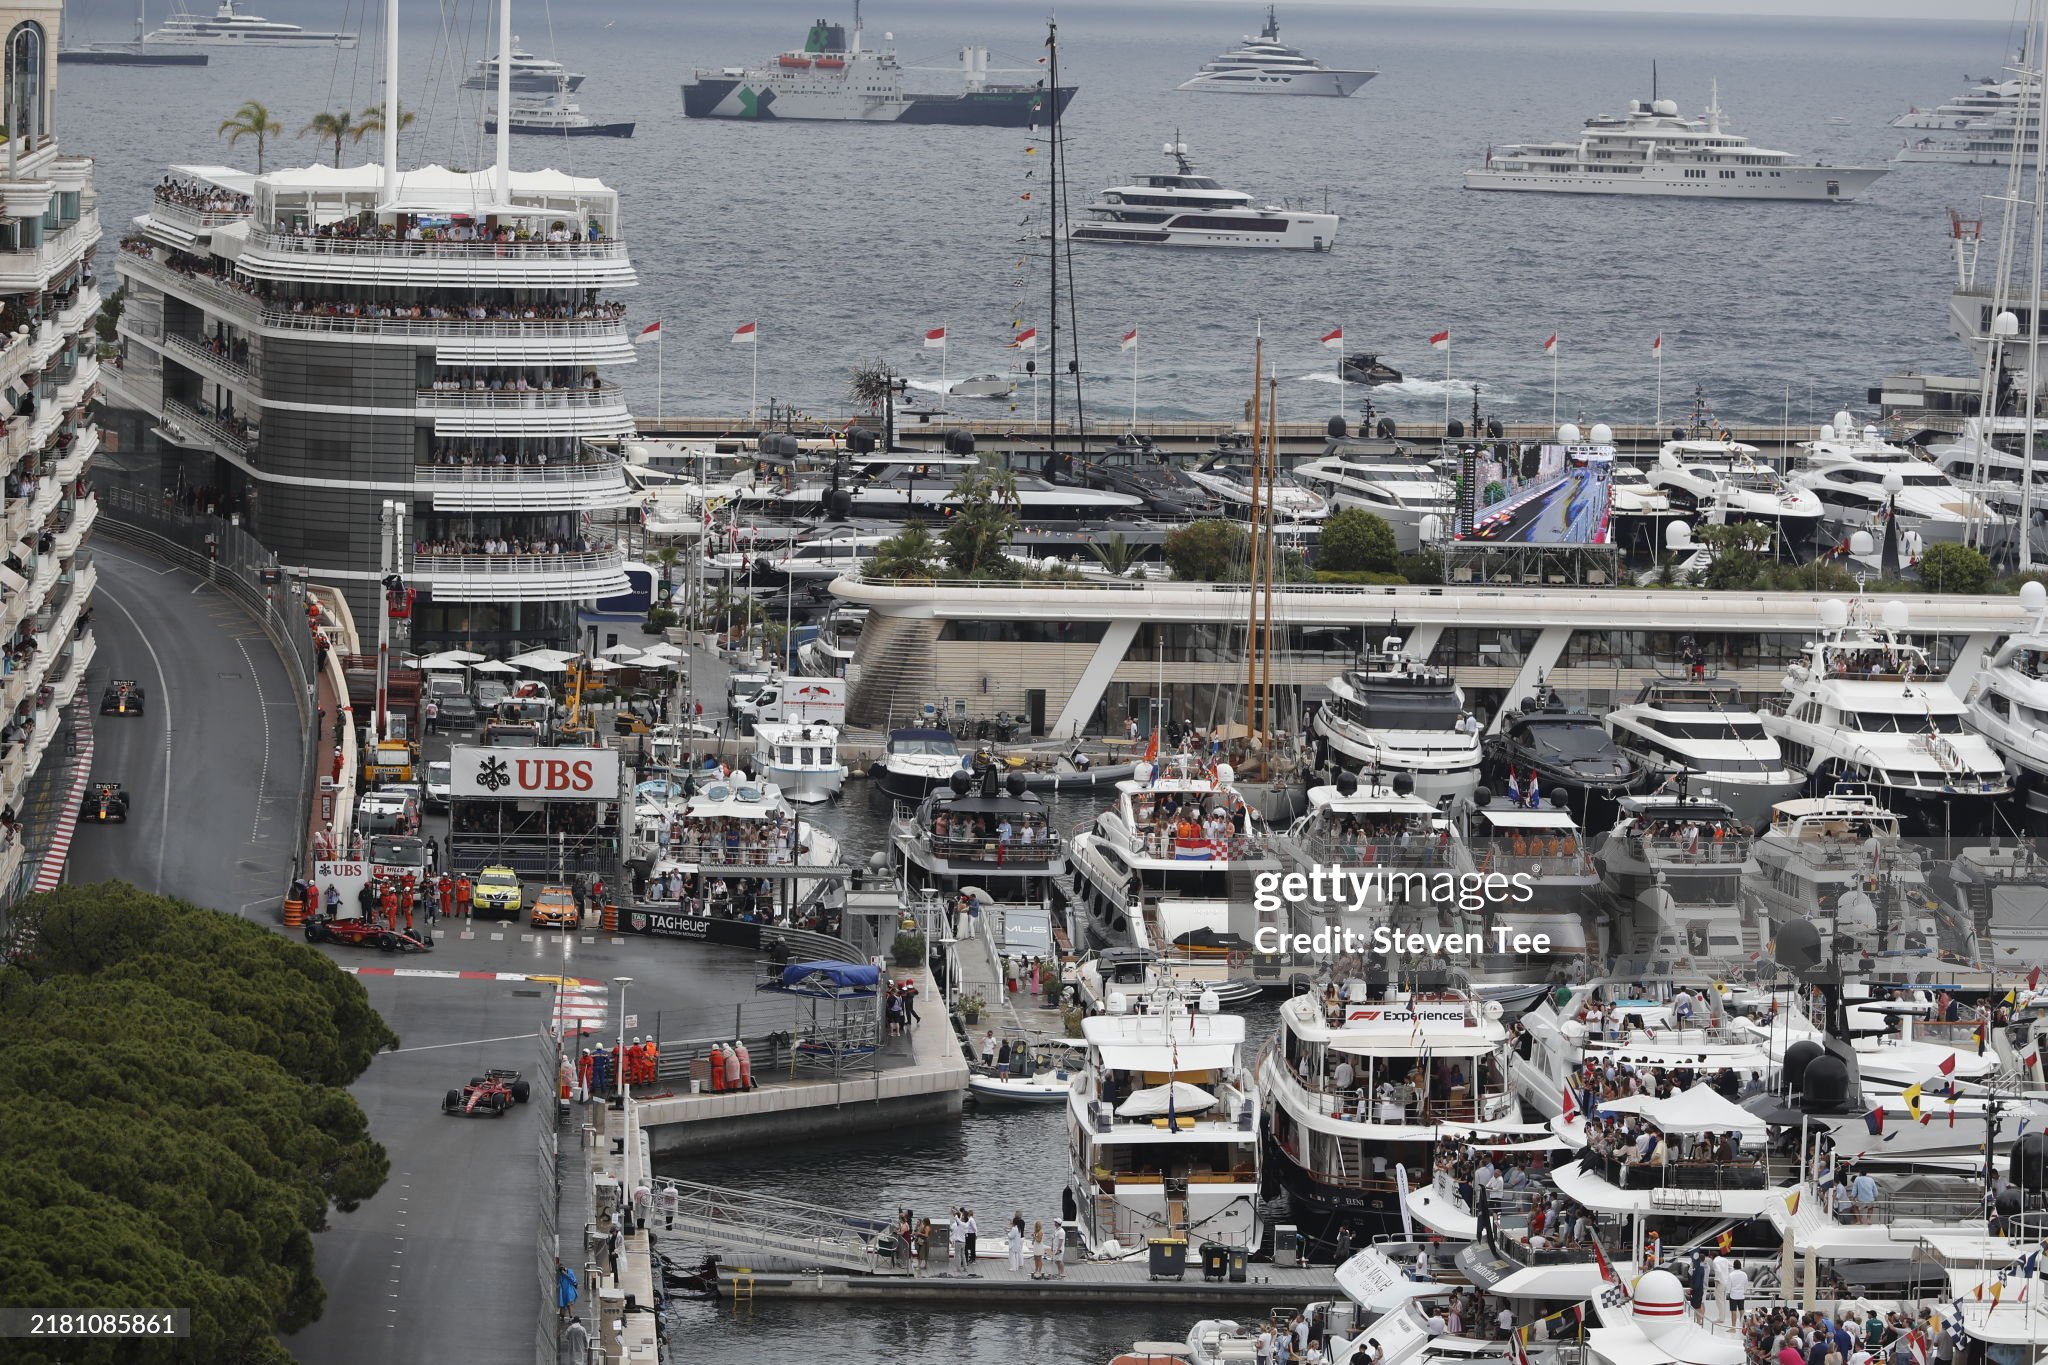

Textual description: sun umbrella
[600,644,644,658]
[507,648,579,667]
[416,651,477,670]
[637,642,684,660]
[583,657,622,672]
[631,654,681,670]
[471,660,518,674]
[440,649,486,663]
[519,658,570,673]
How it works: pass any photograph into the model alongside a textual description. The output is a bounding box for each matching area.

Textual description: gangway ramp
[654,1178,909,1275]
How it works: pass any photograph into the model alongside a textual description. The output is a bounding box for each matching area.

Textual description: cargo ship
[682,8,1076,126]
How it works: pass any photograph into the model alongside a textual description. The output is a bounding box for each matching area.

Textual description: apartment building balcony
[116,247,263,329]
[29,286,99,368]
[51,493,96,560]
[236,229,637,289]
[414,447,634,513]
[0,213,102,294]
[50,425,102,486]
[411,545,630,603]
[149,189,253,238]
[160,332,259,396]
[161,397,255,461]
[51,354,99,412]
[419,383,633,439]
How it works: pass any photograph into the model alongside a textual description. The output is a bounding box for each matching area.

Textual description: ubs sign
[450,746,621,801]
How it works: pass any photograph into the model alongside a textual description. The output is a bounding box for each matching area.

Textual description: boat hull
[486,118,635,139]
[1176,69,1376,97]
[1464,166,1889,202]
[59,47,207,64]
[762,763,845,804]
[1264,1137,1408,1247]
[682,79,1077,126]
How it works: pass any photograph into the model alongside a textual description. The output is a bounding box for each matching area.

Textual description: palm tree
[352,104,416,146]
[869,525,942,581]
[218,100,284,173]
[1088,531,1140,579]
[942,466,1020,578]
[299,110,356,167]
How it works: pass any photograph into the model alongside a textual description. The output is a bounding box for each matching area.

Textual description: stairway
[651,1178,905,1275]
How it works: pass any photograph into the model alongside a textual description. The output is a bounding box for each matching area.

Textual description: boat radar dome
[1881,600,1910,632]
[1214,762,1234,785]
[1199,988,1222,1014]
[2020,580,2048,614]
[1864,425,1881,443]
[1833,410,1855,431]
[1819,598,1851,630]
[1106,990,1129,1015]
[1558,422,1582,443]
[1820,424,1837,441]
[1134,760,1154,785]
[1651,99,1679,116]
[1589,423,1613,444]
[1630,1268,1688,1331]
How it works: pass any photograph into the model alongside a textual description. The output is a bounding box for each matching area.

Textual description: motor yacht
[1597,793,1756,971]
[796,604,866,678]
[947,374,1013,400]
[749,720,846,804]
[1943,844,2048,961]
[1793,413,1998,545]
[1892,74,2034,129]
[1646,439,1825,555]
[629,776,843,920]
[1467,87,1889,201]
[1067,989,1262,1256]
[1311,645,1481,807]
[1259,983,1517,1242]
[1293,437,1454,553]
[1512,978,1769,1120]
[1602,676,1802,828]
[144,0,355,45]
[1273,774,1468,941]
[1483,692,1648,831]
[1962,584,2048,832]
[745,452,1147,525]
[1177,6,1376,97]
[1895,107,2044,166]
[1453,803,1598,1010]
[754,524,896,585]
[1064,142,1339,251]
[1742,786,1946,962]
[485,97,634,139]
[1759,605,2012,837]
[1182,438,1331,523]
[1076,435,1223,520]
[465,41,585,94]
[891,763,1064,918]
[869,727,965,803]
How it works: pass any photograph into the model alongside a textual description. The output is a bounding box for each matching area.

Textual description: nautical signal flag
[1430,330,1451,350]
[1320,327,1344,349]
[1939,1053,1958,1077]
[1717,1229,1735,1254]
[1543,333,1557,354]
[730,321,757,346]
[1120,328,1138,352]
[1011,328,1038,350]
[2031,966,2042,991]
[1020,191,1032,201]
[1865,1107,1885,1136]
[1652,335,1664,355]
[1561,1083,1578,1123]
[1903,1081,1925,1120]
[634,321,661,344]
[1784,1190,1800,1215]
[923,327,948,349]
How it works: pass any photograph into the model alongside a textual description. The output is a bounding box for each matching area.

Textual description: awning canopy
[170,163,256,195]
[1095,1042,1236,1074]
[1642,1082,1766,1135]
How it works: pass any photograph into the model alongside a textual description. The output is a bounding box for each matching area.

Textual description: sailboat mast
[1261,368,1277,734]
[1046,18,1061,463]
[1246,332,1265,738]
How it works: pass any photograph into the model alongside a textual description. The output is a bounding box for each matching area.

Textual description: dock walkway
[710,1256,1341,1306]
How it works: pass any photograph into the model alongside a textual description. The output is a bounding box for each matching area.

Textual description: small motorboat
[966,1048,1077,1103]
[1340,351,1402,386]
[948,374,1014,400]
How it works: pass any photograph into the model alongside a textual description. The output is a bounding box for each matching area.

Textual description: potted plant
[959,992,986,1026]
[890,931,926,968]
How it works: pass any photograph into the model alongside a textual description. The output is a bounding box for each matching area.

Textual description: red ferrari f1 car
[443,1069,533,1117]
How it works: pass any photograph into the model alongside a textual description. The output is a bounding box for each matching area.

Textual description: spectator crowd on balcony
[424,366,607,395]
[424,441,606,469]
[156,178,252,217]
[268,214,611,245]
[414,531,610,558]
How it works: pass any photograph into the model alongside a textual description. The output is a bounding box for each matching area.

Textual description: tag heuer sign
[449,746,621,800]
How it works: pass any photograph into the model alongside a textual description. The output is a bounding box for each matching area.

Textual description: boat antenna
[1652,57,1657,104]
[852,0,862,55]
[1045,19,1088,459]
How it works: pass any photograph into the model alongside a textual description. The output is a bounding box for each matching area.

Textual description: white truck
[732,676,845,734]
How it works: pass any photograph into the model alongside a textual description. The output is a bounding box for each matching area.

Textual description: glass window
[6,23,43,148]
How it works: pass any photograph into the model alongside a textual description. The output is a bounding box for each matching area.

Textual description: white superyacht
[1467,86,1889,201]
[145,0,355,46]
[1177,7,1376,98]
[1064,143,1338,251]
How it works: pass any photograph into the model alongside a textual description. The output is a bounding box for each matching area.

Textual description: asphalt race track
[65,544,305,916]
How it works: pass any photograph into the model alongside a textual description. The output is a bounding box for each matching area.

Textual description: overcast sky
[1270,1,2018,18]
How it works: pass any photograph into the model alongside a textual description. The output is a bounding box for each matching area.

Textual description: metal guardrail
[150,196,251,230]
[415,457,624,486]
[248,229,628,262]
[94,486,318,890]
[649,1177,899,1275]
[414,548,621,576]
[533,1024,562,1365]
[418,384,624,410]
[161,397,254,457]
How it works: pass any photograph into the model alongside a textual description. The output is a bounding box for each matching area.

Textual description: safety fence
[533,1024,563,1365]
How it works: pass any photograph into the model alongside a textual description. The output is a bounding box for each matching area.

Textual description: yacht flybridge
[1892,74,2035,130]
[1964,582,2048,833]
[1794,412,1998,544]
[1467,85,1889,201]
[1602,676,1801,828]
[1177,6,1376,98]
[1310,644,1481,806]
[145,0,356,46]
[464,40,585,95]
[1064,142,1339,251]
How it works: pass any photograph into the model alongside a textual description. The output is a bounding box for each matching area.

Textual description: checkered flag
[1600,1284,1631,1309]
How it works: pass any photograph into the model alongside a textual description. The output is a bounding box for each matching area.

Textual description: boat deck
[707,1255,1341,1305]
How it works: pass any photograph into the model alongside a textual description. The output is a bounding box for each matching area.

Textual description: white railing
[264,311,627,339]
[417,383,623,410]
[119,250,263,324]
[247,229,628,262]
[415,457,624,486]
[151,195,253,231]
[161,398,253,457]
[413,549,620,576]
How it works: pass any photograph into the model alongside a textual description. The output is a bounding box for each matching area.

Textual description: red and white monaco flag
[1543,333,1557,354]
[923,327,948,349]
[1010,327,1038,350]
[1320,327,1343,350]
[1120,327,1138,352]
[1652,334,1664,355]
[635,321,661,344]
[1430,329,1450,350]
[730,321,758,346]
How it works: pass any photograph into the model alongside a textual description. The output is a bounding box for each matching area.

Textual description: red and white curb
[341,967,606,985]
[551,982,610,1034]
[33,697,95,893]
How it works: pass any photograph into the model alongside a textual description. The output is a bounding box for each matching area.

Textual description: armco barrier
[96,488,319,891]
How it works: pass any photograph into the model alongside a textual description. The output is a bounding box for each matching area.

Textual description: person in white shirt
[1255,1327,1275,1365]
[1725,1261,1749,1316]
[1498,1306,1514,1338]
[1332,1058,1355,1091]
[1424,1311,1448,1337]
